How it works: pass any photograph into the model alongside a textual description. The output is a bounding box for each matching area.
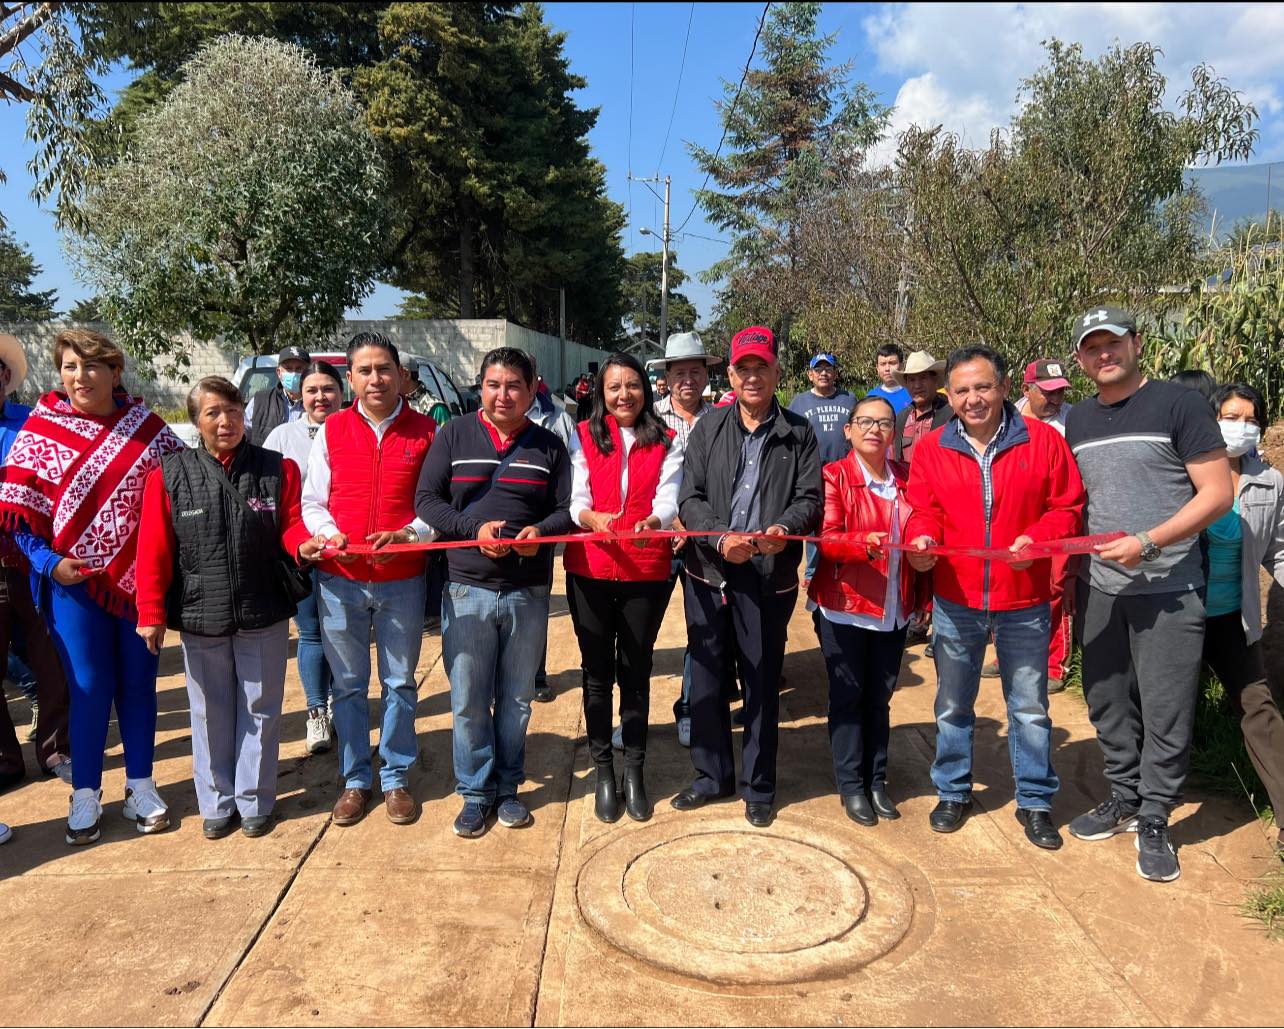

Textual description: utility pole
[631,173,672,357]
[558,287,566,393]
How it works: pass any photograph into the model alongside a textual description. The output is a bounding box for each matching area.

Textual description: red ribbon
[319,530,1125,563]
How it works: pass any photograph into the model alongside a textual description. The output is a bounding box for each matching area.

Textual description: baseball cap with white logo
[1072,306,1137,351]
[1024,358,1072,390]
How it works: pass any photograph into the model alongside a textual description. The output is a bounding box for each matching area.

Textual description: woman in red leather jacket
[808,395,928,828]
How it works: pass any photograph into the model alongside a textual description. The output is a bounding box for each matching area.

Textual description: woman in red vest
[566,353,683,823]
[808,395,928,827]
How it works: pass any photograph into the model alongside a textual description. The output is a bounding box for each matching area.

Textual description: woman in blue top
[1202,383,1284,849]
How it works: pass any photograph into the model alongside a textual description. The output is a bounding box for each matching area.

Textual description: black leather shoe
[1016,808,1063,850]
[670,786,731,811]
[842,794,878,826]
[870,788,900,820]
[929,799,971,833]
[594,767,620,823]
[745,802,773,827]
[623,766,652,821]
[242,814,274,838]
[203,812,240,840]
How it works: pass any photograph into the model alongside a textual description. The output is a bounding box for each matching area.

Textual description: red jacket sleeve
[135,468,176,628]
[817,465,867,563]
[278,458,312,560]
[904,437,947,543]
[1021,426,1085,544]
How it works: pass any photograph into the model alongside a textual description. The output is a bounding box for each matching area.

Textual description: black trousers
[813,610,908,795]
[0,565,70,782]
[685,567,797,804]
[566,574,670,768]
[1202,611,1284,821]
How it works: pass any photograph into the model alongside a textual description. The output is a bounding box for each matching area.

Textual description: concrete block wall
[1,318,613,414]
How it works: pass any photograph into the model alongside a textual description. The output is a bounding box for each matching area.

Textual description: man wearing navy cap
[789,352,854,584]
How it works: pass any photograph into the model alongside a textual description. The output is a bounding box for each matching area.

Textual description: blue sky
[4,2,1284,331]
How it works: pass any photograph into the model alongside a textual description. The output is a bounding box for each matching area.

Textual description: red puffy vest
[320,403,435,581]
[563,417,674,582]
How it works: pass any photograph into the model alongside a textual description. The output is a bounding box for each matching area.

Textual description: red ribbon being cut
[319,530,1126,562]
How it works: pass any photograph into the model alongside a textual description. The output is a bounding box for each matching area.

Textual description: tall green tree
[67,34,390,367]
[0,230,58,320]
[895,41,1258,367]
[621,250,698,343]
[358,2,625,341]
[691,1,888,371]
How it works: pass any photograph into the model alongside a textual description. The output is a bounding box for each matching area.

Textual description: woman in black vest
[135,377,324,839]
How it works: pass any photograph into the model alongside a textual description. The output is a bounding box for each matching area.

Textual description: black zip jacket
[678,401,822,592]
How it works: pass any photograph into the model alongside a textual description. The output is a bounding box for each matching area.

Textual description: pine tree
[0,231,58,321]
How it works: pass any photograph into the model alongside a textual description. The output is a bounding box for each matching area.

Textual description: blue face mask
[281,371,303,394]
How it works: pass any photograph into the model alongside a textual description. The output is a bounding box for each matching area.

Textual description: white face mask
[1218,419,1261,458]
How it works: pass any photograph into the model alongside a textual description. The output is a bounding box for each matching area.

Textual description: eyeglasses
[852,416,895,432]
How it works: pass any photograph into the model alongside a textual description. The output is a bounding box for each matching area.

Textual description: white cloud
[862,2,1284,163]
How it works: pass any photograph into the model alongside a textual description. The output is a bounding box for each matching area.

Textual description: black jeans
[1202,611,1284,820]
[0,565,70,780]
[813,610,908,795]
[566,574,670,768]
[685,566,797,804]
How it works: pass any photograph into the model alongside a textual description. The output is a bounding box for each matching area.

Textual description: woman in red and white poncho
[0,329,184,846]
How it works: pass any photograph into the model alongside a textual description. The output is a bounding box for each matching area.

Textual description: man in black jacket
[672,326,822,827]
[246,345,310,446]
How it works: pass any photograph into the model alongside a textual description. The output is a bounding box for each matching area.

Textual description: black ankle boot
[594,765,620,823]
[623,766,652,821]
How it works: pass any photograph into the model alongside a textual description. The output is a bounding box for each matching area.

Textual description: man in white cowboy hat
[648,332,725,747]
[892,350,951,464]
[0,332,73,813]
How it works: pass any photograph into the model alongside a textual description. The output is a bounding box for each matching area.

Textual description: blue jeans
[294,569,333,711]
[804,541,820,583]
[931,595,1058,810]
[317,572,427,791]
[441,581,549,805]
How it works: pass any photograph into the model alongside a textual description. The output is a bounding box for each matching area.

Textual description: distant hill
[1186,163,1283,238]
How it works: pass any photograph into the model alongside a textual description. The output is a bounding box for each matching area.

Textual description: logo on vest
[179,508,205,518]
[246,497,276,512]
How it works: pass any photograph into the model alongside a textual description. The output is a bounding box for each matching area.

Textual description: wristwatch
[1135,531,1161,562]
[401,525,419,544]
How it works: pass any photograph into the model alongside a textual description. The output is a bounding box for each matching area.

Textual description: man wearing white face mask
[1200,383,1284,852]
[247,345,310,446]
[1064,307,1233,884]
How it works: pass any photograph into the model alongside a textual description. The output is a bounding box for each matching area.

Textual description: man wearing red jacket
[906,345,1084,850]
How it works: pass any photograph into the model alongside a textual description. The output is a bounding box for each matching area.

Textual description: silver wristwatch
[1135,531,1161,562]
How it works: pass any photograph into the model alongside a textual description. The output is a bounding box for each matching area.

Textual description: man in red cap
[1015,358,1073,435]
[672,326,822,827]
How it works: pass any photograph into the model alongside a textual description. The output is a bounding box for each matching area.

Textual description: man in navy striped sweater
[416,347,574,837]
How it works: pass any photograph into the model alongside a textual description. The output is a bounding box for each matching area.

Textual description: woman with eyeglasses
[807,395,926,827]
[1201,383,1284,849]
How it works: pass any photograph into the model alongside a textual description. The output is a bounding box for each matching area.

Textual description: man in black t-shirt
[1063,306,1232,884]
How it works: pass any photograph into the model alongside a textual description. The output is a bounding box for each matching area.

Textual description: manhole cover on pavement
[576,818,915,986]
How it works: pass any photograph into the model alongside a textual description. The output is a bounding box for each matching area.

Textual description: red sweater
[904,410,1084,611]
[135,452,310,627]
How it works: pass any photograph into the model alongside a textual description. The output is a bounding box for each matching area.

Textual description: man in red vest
[301,332,436,828]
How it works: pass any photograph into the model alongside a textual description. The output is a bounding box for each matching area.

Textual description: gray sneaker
[1135,817,1180,882]
[496,796,531,828]
[1068,792,1140,841]
[24,701,37,743]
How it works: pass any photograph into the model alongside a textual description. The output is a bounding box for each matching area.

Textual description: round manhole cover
[577,817,916,985]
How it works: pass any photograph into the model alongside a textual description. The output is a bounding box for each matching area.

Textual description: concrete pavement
[1,570,1281,1026]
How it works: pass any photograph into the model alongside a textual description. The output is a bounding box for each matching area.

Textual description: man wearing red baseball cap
[1015,358,1073,435]
[673,326,822,827]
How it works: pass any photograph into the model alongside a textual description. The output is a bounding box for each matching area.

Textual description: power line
[656,2,695,173]
[673,1,770,237]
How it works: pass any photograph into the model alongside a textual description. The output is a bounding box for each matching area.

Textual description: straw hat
[0,334,29,395]
[893,350,945,386]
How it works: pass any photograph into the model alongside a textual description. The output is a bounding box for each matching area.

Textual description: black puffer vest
[248,385,289,446]
[161,444,298,637]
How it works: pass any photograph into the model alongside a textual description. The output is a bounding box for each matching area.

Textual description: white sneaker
[123,777,170,834]
[24,701,38,742]
[50,759,73,785]
[677,717,692,748]
[612,724,624,751]
[0,822,12,845]
[66,788,103,845]
[306,707,332,754]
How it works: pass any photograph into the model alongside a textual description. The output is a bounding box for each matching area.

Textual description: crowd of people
[0,312,1279,887]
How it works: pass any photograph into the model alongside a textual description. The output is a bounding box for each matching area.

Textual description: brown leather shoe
[384,787,418,825]
[332,787,371,827]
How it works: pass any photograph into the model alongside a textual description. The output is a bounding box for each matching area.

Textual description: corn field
[1148,221,1284,420]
